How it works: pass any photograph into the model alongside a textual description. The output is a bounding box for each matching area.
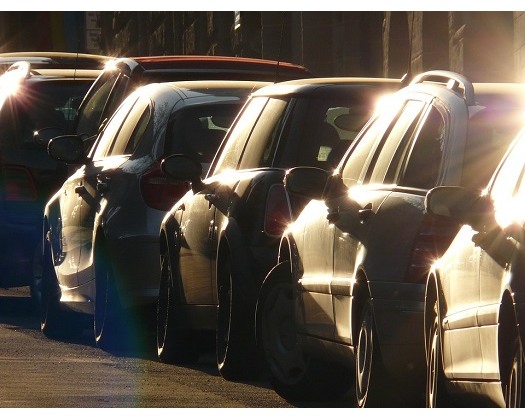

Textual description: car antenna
[400,12,415,87]
[274,11,287,84]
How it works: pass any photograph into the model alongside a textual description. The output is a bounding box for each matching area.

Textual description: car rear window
[0,79,93,147]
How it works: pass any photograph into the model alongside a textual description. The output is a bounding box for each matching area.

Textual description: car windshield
[0,80,92,147]
[461,100,525,189]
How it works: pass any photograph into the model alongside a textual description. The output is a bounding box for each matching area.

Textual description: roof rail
[410,70,475,106]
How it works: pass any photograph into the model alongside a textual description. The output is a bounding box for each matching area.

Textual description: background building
[0,11,523,82]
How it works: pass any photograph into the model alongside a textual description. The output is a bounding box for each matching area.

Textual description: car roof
[250,77,401,97]
[162,79,271,95]
[108,55,313,82]
[137,80,271,102]
[0,61,101,87]
[0,52,110,71]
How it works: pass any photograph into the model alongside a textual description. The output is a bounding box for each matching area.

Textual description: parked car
[0,56,106,297]
[41,80,268,351]
[47,55,313,155]
[424,125,525,407]
[157,77,400,380]
[255,71,525,406]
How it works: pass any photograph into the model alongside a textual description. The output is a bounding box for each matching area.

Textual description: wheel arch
[498,289,520,382]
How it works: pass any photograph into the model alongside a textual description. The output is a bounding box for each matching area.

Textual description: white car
[40,80,269,350]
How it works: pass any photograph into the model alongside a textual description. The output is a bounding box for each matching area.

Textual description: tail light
[264,183,292,237]
[3,165,37,201]
[406,213,460,283]
[140,162,190,211]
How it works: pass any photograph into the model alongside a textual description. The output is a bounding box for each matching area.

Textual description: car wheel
[504,336,523,407]
[355,298,388,407]
[94,245,128,351]
[156,244,200,364]
[259,278,350,401]
[216,256,258,381]
[40,236,80,339]
[426,300,449,407]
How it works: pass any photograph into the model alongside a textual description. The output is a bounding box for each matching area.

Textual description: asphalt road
[0,286,356,410]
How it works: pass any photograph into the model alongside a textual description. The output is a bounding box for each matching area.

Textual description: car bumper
[369,281,426,378]
[0,215,40,286]
[106,234,161,309]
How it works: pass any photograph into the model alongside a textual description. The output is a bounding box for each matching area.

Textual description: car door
[177,96,272,304]
[75,93,144,286]
[478,136,525,380]
[328,99,428,344]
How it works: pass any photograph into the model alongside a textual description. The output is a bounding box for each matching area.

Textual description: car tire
[259,276,350,401]
[156,244,200,364]
[40,235,80,339]
[216,256,259,381]
[503,335,523,407]
[426,300,449,407]
[355,298,390,407]
[94,244,128,351]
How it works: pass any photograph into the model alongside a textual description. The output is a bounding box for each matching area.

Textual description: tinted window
[238,97,289,169]
[399,106,445,189]
[0,80,92,147]
[76,71,129,143]
[167,103,243,173]
[461,104,524,190]
[367,100,426,184]
[277,96,376,170]
[341,101,401,187]
[92,93,138,160]
[212,96,267,175]
[108,97,150,156]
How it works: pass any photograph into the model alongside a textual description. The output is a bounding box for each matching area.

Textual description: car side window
[212,97,268,175]
[341,101,401,188]
[237,97,289,169]
[76,72,129,142]
[490,130,525,226]
[91,94,139,160]
[166,103,242,171]
[366,100,426,184]
[107,98,151,156]
[398,105,445,189]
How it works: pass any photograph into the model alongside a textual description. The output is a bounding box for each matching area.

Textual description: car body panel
[426,125,525,405]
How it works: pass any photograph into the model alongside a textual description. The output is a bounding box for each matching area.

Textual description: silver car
[40,80,269,350]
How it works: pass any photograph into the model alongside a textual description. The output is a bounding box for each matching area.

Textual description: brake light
[264,184,292,237]
[406,214,460,283]
[3,165,37,201]
[140,163,190,211]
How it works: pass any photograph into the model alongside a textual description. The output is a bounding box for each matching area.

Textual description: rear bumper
[0,215,40,286]
[369,281,426,380]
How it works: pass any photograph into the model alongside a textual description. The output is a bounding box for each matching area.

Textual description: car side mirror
[284,166,329,200]
[425,186,491,229]
[48,135,87,164]
[33,127,63,147]
[161,154,204,193]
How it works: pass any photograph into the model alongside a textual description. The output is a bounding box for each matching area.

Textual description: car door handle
[96,181,108,193]
[74,185,86,195]
[205,193,217,209]
[327,207,340,224]
[358,203,373,222]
